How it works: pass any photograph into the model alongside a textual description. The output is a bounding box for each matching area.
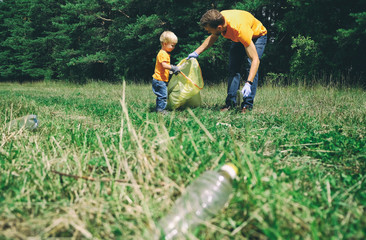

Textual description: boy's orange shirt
[221,10,267,47]
[152,49,170,82]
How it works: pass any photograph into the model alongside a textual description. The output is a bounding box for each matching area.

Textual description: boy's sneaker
[157,109,169,115]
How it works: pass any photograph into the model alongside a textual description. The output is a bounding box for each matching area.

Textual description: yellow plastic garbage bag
[167,58,204,109]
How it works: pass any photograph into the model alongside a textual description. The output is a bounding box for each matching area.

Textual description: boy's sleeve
[157,51,170,64]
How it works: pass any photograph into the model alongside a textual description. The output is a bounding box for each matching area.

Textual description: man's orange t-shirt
[152,49,170,82]
[221,10,267,47]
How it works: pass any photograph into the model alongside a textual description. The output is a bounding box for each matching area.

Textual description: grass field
[0,81,365,239]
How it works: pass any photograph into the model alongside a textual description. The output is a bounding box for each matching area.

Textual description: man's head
[200,9,225,35]
[200,9,225,29]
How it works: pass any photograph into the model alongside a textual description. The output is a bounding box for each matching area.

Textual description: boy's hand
[241,82,252,97]
[170,65,180,75]
[186,51,199,59]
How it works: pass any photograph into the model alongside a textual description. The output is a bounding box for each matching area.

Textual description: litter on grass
[5,114,38,131]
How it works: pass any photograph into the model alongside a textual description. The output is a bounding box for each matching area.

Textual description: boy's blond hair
[160,31,178,44]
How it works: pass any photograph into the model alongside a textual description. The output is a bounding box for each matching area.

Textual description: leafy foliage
[267,0,366,83]
[0,0,57,81]
[0,0,364,83]
[290,35,321,81]
[335,11,366,75]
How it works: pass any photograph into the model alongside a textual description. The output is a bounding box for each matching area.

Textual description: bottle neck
[219,170,233,183]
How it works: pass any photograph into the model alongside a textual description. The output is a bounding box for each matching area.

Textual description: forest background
[0,0,365,85]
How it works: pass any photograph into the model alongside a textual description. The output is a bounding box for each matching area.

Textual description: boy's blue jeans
[152,78,168,111]
[225,35,267,109]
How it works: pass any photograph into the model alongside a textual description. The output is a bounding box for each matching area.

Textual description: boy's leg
[152,79,168,111]
[224,42,246,108]
[242,35,267,110]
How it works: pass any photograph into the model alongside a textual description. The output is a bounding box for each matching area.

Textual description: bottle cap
[220,163,238,180]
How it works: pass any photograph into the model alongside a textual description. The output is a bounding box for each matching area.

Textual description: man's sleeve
[238,26,253,48]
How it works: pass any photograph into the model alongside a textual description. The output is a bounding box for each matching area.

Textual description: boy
[152,31,180,114]
[187,9,267,113]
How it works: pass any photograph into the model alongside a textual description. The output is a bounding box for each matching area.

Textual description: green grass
[0,81,365,239]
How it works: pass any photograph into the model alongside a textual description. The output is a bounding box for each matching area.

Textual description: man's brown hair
[200,9,224,28]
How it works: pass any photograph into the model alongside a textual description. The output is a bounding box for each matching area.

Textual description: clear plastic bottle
[157,163,238,240]
[6,114,38,131]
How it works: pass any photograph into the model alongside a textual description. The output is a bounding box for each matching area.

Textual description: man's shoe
[241,106,248,113]
[220,106,231,112]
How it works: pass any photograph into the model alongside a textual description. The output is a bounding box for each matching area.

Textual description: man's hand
[241,82,252,97]
[186,51,199,60]
[170,65,180,75]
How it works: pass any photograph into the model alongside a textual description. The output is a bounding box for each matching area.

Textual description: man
[187,9,267,113]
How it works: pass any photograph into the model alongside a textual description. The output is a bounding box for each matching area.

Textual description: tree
[264,0,365,83]
[50,0,112,81]
[0,0,364,83]
[0,0,58,81]
[335,11,366,79]
[107,1,234,81]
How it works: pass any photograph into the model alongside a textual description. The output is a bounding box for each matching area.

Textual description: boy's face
[162,42,176,52]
